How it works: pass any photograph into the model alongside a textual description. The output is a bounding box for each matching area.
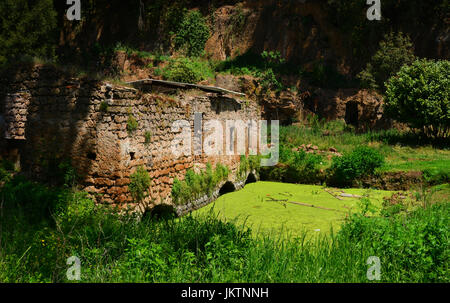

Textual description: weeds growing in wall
[172,163,229,205]
[128,167,152,203]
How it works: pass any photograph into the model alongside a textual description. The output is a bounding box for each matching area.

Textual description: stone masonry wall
[0,64,260,214]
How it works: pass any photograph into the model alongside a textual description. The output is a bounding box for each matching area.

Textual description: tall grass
[0,175,448,283]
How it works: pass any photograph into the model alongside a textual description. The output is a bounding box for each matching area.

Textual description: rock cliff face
[58,1,448,75]
[53,1,447,127]
[0,64,260,214]
[205,1,351,74]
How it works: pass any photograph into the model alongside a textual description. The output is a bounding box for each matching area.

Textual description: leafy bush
[0,0,57,65]
[174,10,210,57]
[261,146,322,184]
[358,32,416,90]
[385,59,450,138]
[257,68,283,93]
[328,146,384,186]
[422,168,450,186]
[129,167,151,203]
[162,57,214,83]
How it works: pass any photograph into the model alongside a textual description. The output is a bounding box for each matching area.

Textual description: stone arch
[245,172,257,184]
[219,181,236,196]
[143,204,177,220]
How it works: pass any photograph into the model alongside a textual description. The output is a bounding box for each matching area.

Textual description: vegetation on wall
[127,114,139,133]
[129,166,152,203]
[172,163,229,205]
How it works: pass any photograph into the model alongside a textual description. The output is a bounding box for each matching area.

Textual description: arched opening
[219,181,236,196]
[143,204,177,221]
[345,101,359,127]
[245,173,257,185]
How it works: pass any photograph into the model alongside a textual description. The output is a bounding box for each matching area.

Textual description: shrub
[257,68,283,93]
[261,146,322,184]
[174,10,210,57]
[129,167,151,203]
[358,32,416,90]
[422,168,450,186]
[328,146,384,186]
[385,59,450,138]
[162,57,214,83]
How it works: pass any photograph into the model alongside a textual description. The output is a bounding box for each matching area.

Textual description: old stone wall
[0,64,260,214]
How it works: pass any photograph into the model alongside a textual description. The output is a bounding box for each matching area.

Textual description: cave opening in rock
[219,181,236,196]
[345,101,359,127]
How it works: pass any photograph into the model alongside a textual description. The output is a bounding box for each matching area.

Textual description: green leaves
[329,146,384,186]
[171,163,229,205]
[358,32,416,90]
[128,166,151,203]
[0,0,57,65]
[385,59,450,138]
[162,57,214,83]
[174,10,210,57]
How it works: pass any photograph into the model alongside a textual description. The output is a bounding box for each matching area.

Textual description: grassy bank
[0,176,448,283]
[273,122,450,186]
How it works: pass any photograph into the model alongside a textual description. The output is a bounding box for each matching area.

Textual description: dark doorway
[219,181,236,196]
[345,102,359,127]
[245,173,257,185]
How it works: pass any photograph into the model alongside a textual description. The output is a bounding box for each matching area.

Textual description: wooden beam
[125,78,246,97]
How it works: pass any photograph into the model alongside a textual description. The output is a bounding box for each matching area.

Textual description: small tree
[385,59,450,138]
[174,10,210,57]
[358,32,416,90]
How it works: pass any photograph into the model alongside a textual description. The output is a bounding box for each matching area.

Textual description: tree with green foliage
[385,59,450,139]
[0,0,57,66]
[329,146,384,187]
[358,32,416,90]
[174,10,210,57]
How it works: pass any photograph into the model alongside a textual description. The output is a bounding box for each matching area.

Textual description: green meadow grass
[280,124,450,176]
[194,181,396,237]
[1,176,448,283]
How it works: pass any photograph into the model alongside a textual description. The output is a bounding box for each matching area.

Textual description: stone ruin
[0,64,260,215]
